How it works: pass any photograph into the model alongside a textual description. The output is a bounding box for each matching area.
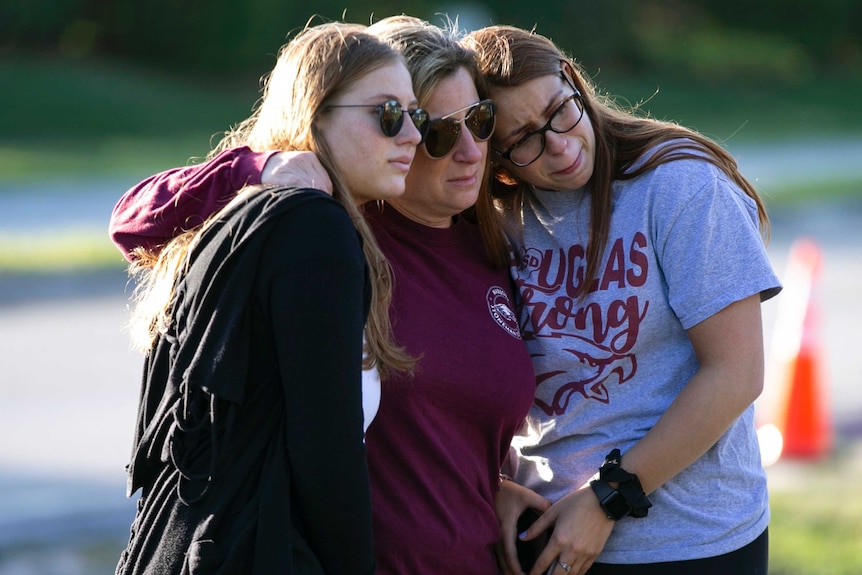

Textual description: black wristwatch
[589,449,652,520]
[590,477,631,520]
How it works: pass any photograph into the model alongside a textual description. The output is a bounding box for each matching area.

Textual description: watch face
[602,491,630,520]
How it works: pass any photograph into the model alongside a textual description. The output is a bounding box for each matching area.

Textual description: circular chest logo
[486,286,521,339]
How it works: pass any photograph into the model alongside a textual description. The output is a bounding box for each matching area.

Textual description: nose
[452,123,484,163]
[544,130,568,156]
[398,116,424,147]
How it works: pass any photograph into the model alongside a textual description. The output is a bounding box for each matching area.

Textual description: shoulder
[615,141,761,239]
[625,139,738,202]
[267,189,356,244]
[630,138,720,178]
[223,186,360,269]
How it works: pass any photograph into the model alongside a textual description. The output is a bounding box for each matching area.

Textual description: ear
[560,59,579,89]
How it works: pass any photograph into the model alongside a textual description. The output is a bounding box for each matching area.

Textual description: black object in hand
[516,508,553,572]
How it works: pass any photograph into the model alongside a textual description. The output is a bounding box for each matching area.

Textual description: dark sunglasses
[328,100,429,138]
[423,99,496,159]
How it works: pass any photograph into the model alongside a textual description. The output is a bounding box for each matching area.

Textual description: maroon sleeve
[108,146,274,261]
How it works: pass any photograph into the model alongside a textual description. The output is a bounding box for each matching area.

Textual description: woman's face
[318,61,424,205]
[389,67,487,228]
[490,72,595,191]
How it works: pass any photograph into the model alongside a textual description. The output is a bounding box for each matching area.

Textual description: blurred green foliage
[2,0,861,181]
[3,0,860,81]
[3,47,862,181]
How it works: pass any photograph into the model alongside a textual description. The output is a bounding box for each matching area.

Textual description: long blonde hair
[464,25,770,291]
[368,15,510,270]
[130,21,415,379]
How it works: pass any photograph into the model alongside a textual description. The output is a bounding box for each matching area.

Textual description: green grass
[761,178,862,205]
[0,53,259,180]
[770,496,862,575]
[0,230,124,271]
[767,445,862,575]
[0,136,217,180]
[596,71,862,145]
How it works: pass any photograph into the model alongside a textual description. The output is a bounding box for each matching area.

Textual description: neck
[386,199,454,229]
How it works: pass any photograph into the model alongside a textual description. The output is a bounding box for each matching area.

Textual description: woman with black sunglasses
[113,22,425,575]
[108,16,536,575]
[462,25,782,575]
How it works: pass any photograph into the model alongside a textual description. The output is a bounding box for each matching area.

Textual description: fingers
[535,556,593,575]
[495,541,521,575]
[498,505,526,575]
[524,490,552,513]
[520,507,553,542]
[533,540,600,575]
[526,515,602,575]
[503,530,525,575]
[261,151,334,194]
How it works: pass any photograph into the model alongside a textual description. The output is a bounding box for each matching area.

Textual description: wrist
[239,147,272,186]
[589,478,628,521]
[591,449,652,520]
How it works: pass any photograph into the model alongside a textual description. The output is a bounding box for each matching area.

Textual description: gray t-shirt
[508,146,781,563]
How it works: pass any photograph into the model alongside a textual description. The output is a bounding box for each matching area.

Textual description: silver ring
[558,560,572,573]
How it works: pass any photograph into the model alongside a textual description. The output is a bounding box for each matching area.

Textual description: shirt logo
[515,233,650,413]
[487,286,521,339]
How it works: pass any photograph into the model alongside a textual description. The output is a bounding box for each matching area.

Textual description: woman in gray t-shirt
[465,25,780,575]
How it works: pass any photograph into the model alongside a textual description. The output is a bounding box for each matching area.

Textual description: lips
[552,149,582,176]
[448,172,478,187]
[390,155,414,171]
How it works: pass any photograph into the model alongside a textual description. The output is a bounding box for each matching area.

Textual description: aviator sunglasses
[328,100,430,138]
[423,99,496,159]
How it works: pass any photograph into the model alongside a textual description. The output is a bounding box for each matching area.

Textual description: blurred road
[0,139,860,573]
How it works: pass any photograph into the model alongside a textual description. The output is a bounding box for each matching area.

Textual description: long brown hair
[131,22,415,379]
[463,25,770,289]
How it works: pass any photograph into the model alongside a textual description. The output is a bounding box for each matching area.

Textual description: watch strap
[589,478,630,521]
[597,449,653,518]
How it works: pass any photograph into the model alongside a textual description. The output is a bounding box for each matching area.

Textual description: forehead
[423,67,480,117]
[490,73,565,136]
[338,60,416,104]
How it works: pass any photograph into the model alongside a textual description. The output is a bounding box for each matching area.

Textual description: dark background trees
[4,0,860,82]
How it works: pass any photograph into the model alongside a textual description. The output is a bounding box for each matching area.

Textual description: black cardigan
[117,186,375,575]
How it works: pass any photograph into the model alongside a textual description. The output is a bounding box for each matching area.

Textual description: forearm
[109,147,271,259]
[621,363,762,494]
[618,294,765,493]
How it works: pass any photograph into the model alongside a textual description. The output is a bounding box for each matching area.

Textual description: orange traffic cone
[770,238,832,459]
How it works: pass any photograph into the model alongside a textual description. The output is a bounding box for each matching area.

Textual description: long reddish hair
[463,25,769,291]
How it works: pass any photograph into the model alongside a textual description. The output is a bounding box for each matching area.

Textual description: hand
[495,479,551,575]
[524,486,614,575]
[261,151,332,194]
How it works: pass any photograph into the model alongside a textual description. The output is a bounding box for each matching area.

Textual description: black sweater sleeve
[257,197,375,574]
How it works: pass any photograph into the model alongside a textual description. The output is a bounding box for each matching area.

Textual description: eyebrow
[381,94,419,108]
[500,86,566,143]
[349,93,419,107]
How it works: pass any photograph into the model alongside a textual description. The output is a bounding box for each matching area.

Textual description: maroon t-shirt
[363,204,535,573]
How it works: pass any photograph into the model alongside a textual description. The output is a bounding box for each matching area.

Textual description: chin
[379,188,407,202]
[455,188,480,208]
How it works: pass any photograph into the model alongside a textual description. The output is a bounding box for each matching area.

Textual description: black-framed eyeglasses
[423,99,496,159]
[493,74,584,167]
[327,100,429,139]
